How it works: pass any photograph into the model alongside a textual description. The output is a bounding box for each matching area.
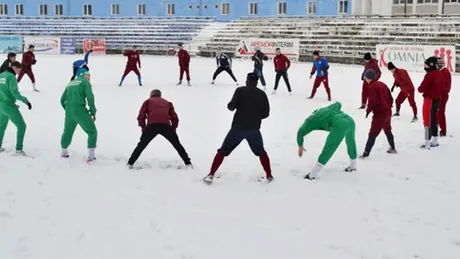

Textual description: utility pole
[404,0,407,15]
[441,0,445,15]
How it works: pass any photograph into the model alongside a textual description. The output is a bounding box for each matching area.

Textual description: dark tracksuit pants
[128,123,191,165]
[422,98,441,140]
[364,110,395,155]
[17,69,35,84]
[213,66,237,82]
[274,70,291,92]
[209,127,272,178]
[253,67,266,86]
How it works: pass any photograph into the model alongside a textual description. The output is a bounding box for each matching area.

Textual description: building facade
[0,0,352,21]
[392,0,460,15]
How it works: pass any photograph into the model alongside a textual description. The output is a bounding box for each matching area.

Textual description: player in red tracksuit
[436,58,451,137]
[18,45,39,92]
[272,48,292,95]
[119,46,142,87]
[177,43,191,86]
[418,57,444,149]
[361,69,396,158]
[387,62,418,122]
[360,53,381,109]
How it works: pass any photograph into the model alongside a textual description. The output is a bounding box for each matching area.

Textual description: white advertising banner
[23,36,60,54]
[376,44,456,73]
[235,38,300,61]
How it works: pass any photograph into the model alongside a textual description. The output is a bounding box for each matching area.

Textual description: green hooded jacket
[0,69,28,105]
[297,102,349,146]
[60,76,96,115]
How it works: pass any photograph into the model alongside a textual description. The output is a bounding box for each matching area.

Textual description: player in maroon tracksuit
[127,89,192,168]
[387,62,418,122]
[272,48,292,95]
[119,46,142,87]
[418,57,444,149]
[177,43,191,86]
[361,69,396,158]
[18,45,39,92]
[360,53,381,108]
[436,58,451,137]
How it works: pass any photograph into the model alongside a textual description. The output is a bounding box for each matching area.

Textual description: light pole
[441,0,445,15]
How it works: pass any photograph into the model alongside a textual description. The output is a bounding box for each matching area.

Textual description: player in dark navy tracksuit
[204,72,272,184]
[211,51,238,85]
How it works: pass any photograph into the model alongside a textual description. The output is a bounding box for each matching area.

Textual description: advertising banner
[23,36,60,54]
[60,37,76,54]
[0,35,22,54]
[235,38,300,61]
[84,39,106,54]
[376,45,456,73]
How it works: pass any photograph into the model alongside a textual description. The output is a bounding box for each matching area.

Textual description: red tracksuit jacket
[392,68,414,93]
[418,70,444,100]
[124,50,141,68]
[366,81,393,114]
[362,59,381,80]
[439,68,452,94]
[137,96,179,130]
[21,51,36,71]
[178,49,190,67]
[273,54,291,71]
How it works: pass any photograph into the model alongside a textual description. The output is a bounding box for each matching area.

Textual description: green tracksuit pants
[0,103,27,151]
[61,106,97,149]
[318,115,357,165]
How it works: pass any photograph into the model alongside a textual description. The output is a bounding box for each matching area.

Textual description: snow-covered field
[1,55,459,259]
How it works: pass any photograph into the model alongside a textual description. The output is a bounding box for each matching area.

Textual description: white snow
[1,55,459,259]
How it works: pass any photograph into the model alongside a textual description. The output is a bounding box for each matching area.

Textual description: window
[307,1,316,14]
[83,4,92,15]
[278,2,287,15]
[249,2,257,15]
[167,4,175,15]
[15,4,23,15]
[40,4,48,15]
[137,4,146,15]
[196,5,200,9]
[204,5,208,9]
[215,4,219,8]
[111,4,119,15]
[0,4,7,15]
[394,0,413,3]
[417,0,438,3]
[188,5,192,9]
[338,0,348,14]
[55,4,63,15]
[221,3,230,15]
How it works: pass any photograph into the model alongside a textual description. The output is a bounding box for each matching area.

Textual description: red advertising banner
[84,39,106,54]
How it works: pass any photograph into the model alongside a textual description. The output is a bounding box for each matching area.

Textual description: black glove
[310,72,315,77]
[361,75,364,81]
[26,102,32,110]
[391,85,396,92]
[366,112,369,118]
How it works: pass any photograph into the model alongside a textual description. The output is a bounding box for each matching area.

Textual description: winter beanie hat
[313,51,320,56]
[387,62,396,70]
[424,56,438,71]
[364,53,372,60]
[76,68,90,77]
[364,69,377,80]
[247,72,259,82]
[7,52,16,59]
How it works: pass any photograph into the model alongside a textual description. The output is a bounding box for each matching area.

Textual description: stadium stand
[0,16,216,55]
[198,15,460,72]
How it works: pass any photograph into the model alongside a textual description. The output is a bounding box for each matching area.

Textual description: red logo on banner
[379,47,388,67]
[84,39,106,54]
[434,47,454,72]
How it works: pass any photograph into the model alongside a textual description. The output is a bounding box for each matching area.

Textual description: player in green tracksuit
[60,68,98,162]
[0,62,32,155]
[297,102,357,180]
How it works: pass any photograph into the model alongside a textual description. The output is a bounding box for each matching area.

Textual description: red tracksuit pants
[361,80,369,105]
[17,69,36,84]
[437,93,449,135]
[122,65,140,77]
[369,110,392,136]
[395,90,417,116]
[179,65,190,81]
[310,75,331,99]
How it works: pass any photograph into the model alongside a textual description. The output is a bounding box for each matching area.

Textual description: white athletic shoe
[203,175,214,184]
[61,149,69,158]
[187,81,191,86]
[14,150,28,156]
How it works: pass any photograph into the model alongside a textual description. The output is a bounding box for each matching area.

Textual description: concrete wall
[391,1,460,15]
[0,0,353,21]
